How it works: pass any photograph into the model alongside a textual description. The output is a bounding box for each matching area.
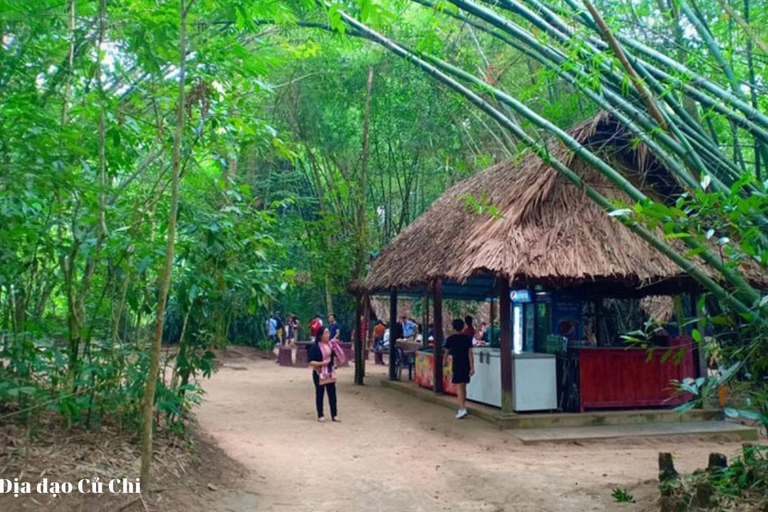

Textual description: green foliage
[611,488,635,503]
[666,446,768,509]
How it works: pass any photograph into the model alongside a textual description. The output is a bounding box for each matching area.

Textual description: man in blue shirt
[328,314,340,340]
[267,315,278,347]
[401,315,416,339]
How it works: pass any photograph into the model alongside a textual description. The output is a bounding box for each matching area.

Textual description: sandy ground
[197,349,749,512]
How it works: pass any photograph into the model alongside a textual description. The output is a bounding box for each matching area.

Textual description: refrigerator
[511,352,557,411]
[467,349,557,411]
[467,348,501,407]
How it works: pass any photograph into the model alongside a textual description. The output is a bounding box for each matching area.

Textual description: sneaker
[456,409,468,419]
[318,417,326,423]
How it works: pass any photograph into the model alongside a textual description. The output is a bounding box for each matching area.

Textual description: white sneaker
[456,409,468,419]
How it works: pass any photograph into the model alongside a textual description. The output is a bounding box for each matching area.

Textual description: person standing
[309,314,323,342]
[266,314,278,348]
[463,315,476,340]
[284,314,297,346]
[444,318,474,419]
[307,327,340,422]
[373,320,386,349]
[328,314,339,340]
[474,322,488,347]
[275,312,284,345]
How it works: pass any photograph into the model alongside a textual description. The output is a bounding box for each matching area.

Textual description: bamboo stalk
[336,9,764,320]
[714,0,768,56]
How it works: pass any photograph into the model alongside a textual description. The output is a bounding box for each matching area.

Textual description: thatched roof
[363,113,765,298]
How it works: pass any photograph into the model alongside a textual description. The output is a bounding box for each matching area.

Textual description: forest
[1,0,768,508]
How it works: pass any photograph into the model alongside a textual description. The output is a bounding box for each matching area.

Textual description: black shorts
[452,367,471,384]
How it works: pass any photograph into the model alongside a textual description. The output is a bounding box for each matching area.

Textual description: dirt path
[198,349,745,512]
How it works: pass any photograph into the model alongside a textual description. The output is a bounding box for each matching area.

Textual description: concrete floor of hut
[380,368,756,443]
[196,346,761,512]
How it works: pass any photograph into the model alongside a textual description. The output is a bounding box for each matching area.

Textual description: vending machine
[510,289,535,353]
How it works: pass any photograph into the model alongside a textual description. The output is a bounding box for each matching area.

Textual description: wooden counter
[576,337,694,411]
[414,351,457,396]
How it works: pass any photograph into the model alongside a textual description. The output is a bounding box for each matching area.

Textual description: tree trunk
[354,66,374,385]
[140,0,187,487]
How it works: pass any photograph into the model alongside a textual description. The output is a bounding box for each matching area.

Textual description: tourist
[266,314,278,348]
[307,327,340,423]
[463,315,476,339]
[309,314,323,342]
[444,318,474,419]
[328,313,340,340]
[474,322,488,347]
[484,320,500,348]
[292,315,301,342]
[401,315,416,339]
[373,320,386,349]
[275,312,284,345]
[285,314,298,346]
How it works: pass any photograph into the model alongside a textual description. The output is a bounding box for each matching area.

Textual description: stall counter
[414,350,457,396]
[577,337,695,411]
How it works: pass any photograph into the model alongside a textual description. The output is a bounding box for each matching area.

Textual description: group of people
[266,313,301,348]
[461,315,497,347]
[291,310,490,423]
[266,313,341,348]
[371,315,435,351]
[368,313,495,350]
[266,312,343,423]
[308,314,480,422]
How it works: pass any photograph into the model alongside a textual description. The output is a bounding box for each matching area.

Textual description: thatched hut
[365,112,717,297]
[360,112,747,414]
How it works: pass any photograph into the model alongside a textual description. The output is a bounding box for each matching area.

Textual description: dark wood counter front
[576,337,694,412]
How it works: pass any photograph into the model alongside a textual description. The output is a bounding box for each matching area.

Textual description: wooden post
[389,289,398,381]
[354,294,364,385]
[433,279,444,394]
[422,292,429,349]
[499,280,513,413]
[489,297,496,346]
[658,452,679,512]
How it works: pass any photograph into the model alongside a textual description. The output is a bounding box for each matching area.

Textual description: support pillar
[489,297,496,346]
[389,289,398,381]
[433,279,444,394]
[499,280,513,413]
[354,294,364,385]
[422,292,429,349]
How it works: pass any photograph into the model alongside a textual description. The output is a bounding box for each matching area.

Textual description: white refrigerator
[467,349,557,411]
